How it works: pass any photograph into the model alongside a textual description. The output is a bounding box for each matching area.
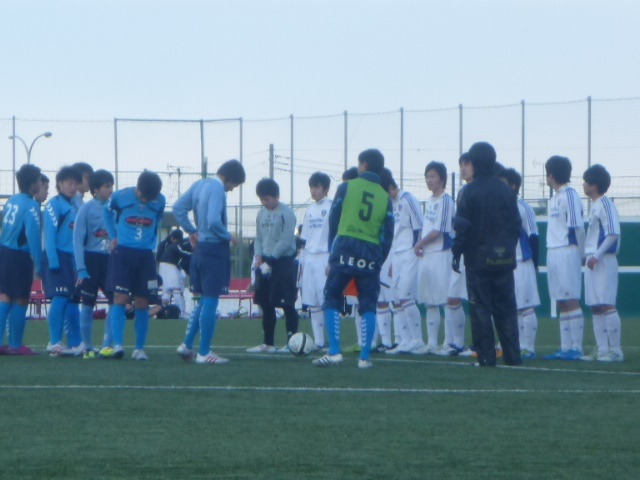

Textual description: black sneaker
[372,344,392,353]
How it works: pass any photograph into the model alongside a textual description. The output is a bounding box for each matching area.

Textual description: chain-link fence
[2,96,640,220]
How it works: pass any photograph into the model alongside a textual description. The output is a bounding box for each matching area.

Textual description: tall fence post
[11,116,16,194]
[521,99,526,198]
[458,104,464,187]
[239,117,245,273]
[343,110,348,172]
[200,120,206,178]
[269,144,274,179]
[400,107,404,190]
[113,118,119,189]
[290,114,294,207]
[587,96,592,169]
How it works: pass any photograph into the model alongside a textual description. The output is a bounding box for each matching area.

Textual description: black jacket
[452,176,521,272]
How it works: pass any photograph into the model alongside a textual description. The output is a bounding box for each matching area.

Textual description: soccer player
[34,173,50,204]
[246,178,299,354]
[498,168,541,359]
[313,148,394,368]
[66,162,95,350]
[157,229,189,318]
[414,161,456,354]
[298,171,333,351]
[173,159,245,364]
[439,153,472,356]
[73,169,114,359]
[543,155,586,360]
[0,164,43,355]
[380,168,427,355]
[452,142,522,367]
[43,166,83,356]
[581,164,623,362]
[101,170,165,360]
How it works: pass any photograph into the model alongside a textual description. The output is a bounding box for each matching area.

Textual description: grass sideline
[1,315,638,480]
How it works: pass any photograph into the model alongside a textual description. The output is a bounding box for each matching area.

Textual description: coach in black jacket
[451,142,522,367]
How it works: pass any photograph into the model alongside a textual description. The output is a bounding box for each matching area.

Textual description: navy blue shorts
[189,241,230,297]
[323,268,381,315]
[0,246,34,299]
[108,246,158,298]
[43,250,76,299]
[79,251,113,306]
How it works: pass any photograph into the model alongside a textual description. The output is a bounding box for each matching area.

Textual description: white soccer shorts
[514,259,540,310]
[301,253,329,307]
[584,254,618,306]
[547,246,582,301]
[417,249,451,306]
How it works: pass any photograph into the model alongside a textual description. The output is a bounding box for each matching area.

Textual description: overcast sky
[1,0,639,204]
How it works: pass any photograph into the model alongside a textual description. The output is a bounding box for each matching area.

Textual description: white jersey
[547,185,584,249]
[516,198,538,262]
[300,196,332,254]
[391,190,423,253]
[421,192,454,253]
[585,195,620,256]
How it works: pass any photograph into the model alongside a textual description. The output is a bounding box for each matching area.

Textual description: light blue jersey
[0,192,42,273]
[104,187,165,250]
[173,177,230,244]
[44,194,77,268]
[73,198,110,271]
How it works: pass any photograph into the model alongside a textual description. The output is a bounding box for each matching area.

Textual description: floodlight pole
[8,131,53,164]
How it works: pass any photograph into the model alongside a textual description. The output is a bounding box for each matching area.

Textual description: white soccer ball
[287,332,316,357]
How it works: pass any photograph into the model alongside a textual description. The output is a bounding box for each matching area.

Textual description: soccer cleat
[83,350,96,359]
[312,353,343,367]
[8,345,39,356]
[560,348,583,361]
[46,342,67,357]
[435,344,460,356]
[195,352,230,365]
[543,349,566,360]
[58,342,86,357]
[112,345,125,359]
[276,344,290,354]
[346,343,362,353]
[312,344,328,353]
[520,349,537,360]
[98,346,114,359]
[358,359,373,369]
[177,343,195,362]
[410,343,431,355]
[371,344,393,354]
[385,343,413,355]
[131,349,148,361]
[246,344,277,353]
[458,346,475,357]
[597,350,624,362]
[580,348,599,361]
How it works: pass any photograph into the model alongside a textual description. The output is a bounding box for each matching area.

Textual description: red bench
[29,279,48,319]
[220,278,254,316]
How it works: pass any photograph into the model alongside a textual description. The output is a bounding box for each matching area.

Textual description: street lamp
[8,131,52,164]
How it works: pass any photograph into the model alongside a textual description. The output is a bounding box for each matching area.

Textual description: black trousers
[465,268,522,367]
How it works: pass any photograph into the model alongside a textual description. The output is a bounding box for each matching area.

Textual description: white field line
[0,384,639,394]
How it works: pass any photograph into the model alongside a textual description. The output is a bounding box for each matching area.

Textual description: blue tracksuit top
[73,198,111,271]
[104,187,165,250]
[44,194,77,268]
[0,192,43,273]
[173,177,230,244]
